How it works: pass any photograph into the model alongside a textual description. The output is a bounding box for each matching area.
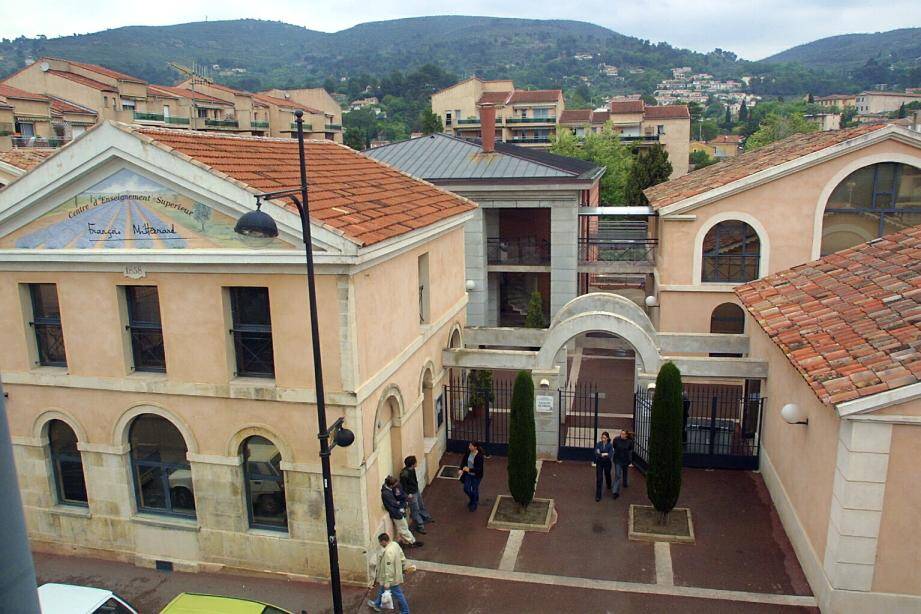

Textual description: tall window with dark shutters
[229,286,275,378]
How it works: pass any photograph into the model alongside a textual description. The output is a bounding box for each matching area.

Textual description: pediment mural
[0,168,292,250]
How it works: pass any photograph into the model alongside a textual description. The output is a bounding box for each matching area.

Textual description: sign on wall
[536,395,554,413]
[435,392,444,428]
[2,168,290,250]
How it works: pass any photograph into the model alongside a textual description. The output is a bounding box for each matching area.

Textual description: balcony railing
[133,112,164,122]
[487,237,551,266]
[325,124,342,130]
[166,116,190,125]
[506,116,556,124]
[507,137,551,144]
[456,118,480,124]
[252,120,269,129]
[205,119,239,128]
[12,136,69,148]
[579,238,657,265]
[290,122,313,130]
[0,122,13,136]
[620,135,660,143]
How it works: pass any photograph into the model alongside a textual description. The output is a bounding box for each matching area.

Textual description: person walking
[399,455,434,534]
[612,429,634,499]
[368,533,412,613]
[593,431,613,502]
[460,441,484,511]
[381,476,422,548]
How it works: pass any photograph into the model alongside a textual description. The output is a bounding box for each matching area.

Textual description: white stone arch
[32,408,88,444]
[373,384,405,449]
[227,424,293,463]
[447,322,463,349]
[419,360,437,438]
[810,152,921,260]
[550,292,657,340]
[419,360,437,396]
[537,311,660,372]
[692,211,771,285]
[113,403,199,454]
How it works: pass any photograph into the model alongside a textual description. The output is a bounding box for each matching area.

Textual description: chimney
[478,103,496,153]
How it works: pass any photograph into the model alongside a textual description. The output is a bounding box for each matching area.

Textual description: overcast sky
[1,1,916,60]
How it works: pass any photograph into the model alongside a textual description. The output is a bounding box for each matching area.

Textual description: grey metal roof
[365,133,600,181]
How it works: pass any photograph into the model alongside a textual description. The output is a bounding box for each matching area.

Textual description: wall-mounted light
[644,295,658,307]
[539,378,551,390]
[781,403,808,425]
[465,279,476,291]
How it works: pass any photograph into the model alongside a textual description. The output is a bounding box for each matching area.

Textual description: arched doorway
[710,302,745,358]
[374,391,403,485]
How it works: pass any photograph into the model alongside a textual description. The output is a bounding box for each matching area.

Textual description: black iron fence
[445,374,512,456]
[487,237,551,266]
[558,384,600,461]
[578,238,657,265]
[633,384,764,471]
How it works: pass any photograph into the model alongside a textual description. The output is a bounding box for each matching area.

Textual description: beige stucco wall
[750,321,839,561]
[872,423,921,595]
[653,117,690,178]
[657,138,921,334]
[6,66,113,121]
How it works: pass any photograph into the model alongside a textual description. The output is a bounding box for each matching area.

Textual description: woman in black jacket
[612,429,634,499]
[593,431,613,502]
[460,441,485,511]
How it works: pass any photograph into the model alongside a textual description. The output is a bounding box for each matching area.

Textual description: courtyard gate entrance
[633,383,765,471]
[558,384,601,461]
[444,374,512,456]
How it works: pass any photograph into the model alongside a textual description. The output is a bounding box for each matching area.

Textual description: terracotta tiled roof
[507,89,561,104]
[251,93,322,114]
[737,225,921,406]
[59,58,146,84]
[47,69,117,92]
[610,100,645,114]
[148,85,233,106]
[645,104,690,119]
[130,126,476,246]
[49,97,96,116]
[559,109,592,122]
[644,124,888,209]
[477,91,511,105]
[0,84,47,102]
[0,148,55,172]
[592,110,610,123]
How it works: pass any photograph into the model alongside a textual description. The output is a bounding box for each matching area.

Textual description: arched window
[48,420,87,506]
[129,415,195,516]
[710,303,745,334]
[822,163,921,255]
[702,221,761,283]
[241,436,286,530]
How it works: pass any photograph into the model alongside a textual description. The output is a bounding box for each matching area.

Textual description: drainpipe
[0,380,40,612]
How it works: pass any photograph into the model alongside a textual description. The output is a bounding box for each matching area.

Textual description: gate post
[532,368,561,460]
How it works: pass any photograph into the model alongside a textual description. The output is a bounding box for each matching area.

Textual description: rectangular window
[445,111,452,126]
[16,121,35,137]
[29,283,67,367]
[197,107,208,118]
[418,253,430,324]
[121,99,136,111]
[124,286,166,372]
[229,287,274,378]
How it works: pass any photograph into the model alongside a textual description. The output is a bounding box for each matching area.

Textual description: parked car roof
[160,592,291,614]
[38,583,117,613]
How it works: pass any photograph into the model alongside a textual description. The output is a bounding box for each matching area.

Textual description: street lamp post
[234,109,354,614]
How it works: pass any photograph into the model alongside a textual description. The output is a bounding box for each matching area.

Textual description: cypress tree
[624,144,673,206]
[646,362,684,523]
[507,370,537,510]
[739,100,748,122]
[524,290,546,328]
[723,106,732,127]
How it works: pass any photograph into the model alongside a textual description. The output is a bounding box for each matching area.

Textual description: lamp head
[234,198,279,239]
[295,109,304,119]
[334,426,355,448]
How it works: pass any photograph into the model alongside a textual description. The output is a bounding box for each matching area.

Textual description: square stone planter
[628,504,695,544]
[487,495,556,532]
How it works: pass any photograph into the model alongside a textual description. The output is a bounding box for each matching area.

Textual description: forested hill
[1,16,918,96]
[764,28,921,72]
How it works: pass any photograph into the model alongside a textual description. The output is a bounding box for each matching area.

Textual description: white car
[38,583,138,614]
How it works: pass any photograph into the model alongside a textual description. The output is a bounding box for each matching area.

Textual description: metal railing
[507,137,551,144]
[0,122,13,136]
[578,238,657,264]
[251,120,269,129]
[325,124,342,130]
[487,237,551,265]
[290,122,313,130]
[133,112,164,122]
[620,135,660,143]
[506,116,556,124]
[456,118,480,124]
[205,119,239,128]
[12,136,69,148]
[166,117,190,125]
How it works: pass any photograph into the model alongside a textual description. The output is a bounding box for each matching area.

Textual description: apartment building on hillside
[1,57,341,145]
[855,91,921,116]
[261,88,343,142]
[432,77,564,147]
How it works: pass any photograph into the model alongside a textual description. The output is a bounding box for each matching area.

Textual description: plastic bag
[381,589,394,609]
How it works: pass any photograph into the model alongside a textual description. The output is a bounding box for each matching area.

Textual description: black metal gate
[444,374,512,456]
[633,383,764,471]
[558,384,600,461]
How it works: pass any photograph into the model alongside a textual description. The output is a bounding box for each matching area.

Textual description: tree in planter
[466,369,494,416]
[507,370,537,510]
[524,290,546,328]
[646,362,684,524]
